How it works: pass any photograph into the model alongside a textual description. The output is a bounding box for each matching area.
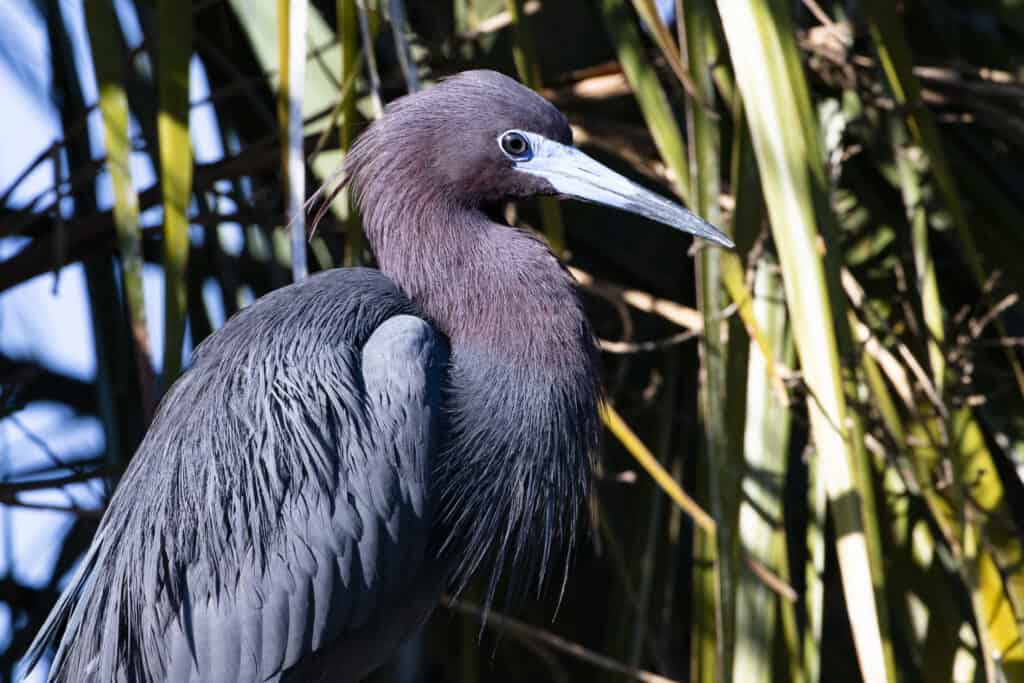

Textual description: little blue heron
[24,70,731,682]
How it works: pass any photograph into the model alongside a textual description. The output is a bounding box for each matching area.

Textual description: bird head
[335,69,733,248]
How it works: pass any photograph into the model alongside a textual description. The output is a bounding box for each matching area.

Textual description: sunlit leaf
[158,0,193,384]
[278,0,309,280]
[84,0,156,417]
[717,1,893,680]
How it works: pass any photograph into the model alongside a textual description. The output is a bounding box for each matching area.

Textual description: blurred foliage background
[2,0,1024,681]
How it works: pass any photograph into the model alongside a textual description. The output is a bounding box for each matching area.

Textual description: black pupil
[503,133,527,156]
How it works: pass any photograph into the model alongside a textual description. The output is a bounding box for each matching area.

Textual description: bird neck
[370,203,601,607]
[372,205,581,360]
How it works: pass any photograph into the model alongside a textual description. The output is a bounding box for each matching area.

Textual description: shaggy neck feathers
[347,127,601,607]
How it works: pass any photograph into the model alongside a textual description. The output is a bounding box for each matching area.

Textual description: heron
[23,69,731,682]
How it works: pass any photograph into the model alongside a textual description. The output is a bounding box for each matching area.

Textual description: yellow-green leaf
[716,1,892,680]
[158,0,192,385]
[598,0,690,203]
[279,0,308,281]
[84,0,156,418]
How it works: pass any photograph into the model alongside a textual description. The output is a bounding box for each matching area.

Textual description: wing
[23,270,449,683]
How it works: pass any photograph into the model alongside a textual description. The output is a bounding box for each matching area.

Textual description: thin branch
[356,0,383,118]
[0,468,105,495]
[388,0,419,92]
[8,415,89,477]
[569,266,703,332]
[598,329,699,354]
[443,595,682,683]
[0,495,102,518]
[601,402,716,534]
[459,0,542,40]
[745,556,798,603]
[970,292,1019,340]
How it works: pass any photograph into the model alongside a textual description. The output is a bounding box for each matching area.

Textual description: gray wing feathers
[25,291,446,683]
[360,315,444,592]
[228,314,444,683]
[21,533,105,676]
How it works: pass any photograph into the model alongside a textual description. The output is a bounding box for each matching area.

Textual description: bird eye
[499,131,532,160]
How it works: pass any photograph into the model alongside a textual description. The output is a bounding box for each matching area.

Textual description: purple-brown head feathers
[345,71,571,226]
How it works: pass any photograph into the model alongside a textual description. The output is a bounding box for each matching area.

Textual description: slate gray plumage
[29,271,448,682]
[24,69,729,682]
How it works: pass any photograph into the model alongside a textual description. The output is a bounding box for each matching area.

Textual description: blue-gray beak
[505,130,734,249]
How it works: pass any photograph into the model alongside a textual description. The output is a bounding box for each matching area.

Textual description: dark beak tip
[693,223,734,249]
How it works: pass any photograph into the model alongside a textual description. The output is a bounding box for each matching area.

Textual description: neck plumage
[364,192,601,607]
[374,204,581,355]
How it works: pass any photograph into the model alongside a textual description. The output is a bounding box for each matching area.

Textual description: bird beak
[513,134,734,248]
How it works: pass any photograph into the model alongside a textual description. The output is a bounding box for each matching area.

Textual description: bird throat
[371,201,590,360]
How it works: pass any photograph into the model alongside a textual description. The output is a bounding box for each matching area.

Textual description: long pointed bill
[511,132,734,248]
